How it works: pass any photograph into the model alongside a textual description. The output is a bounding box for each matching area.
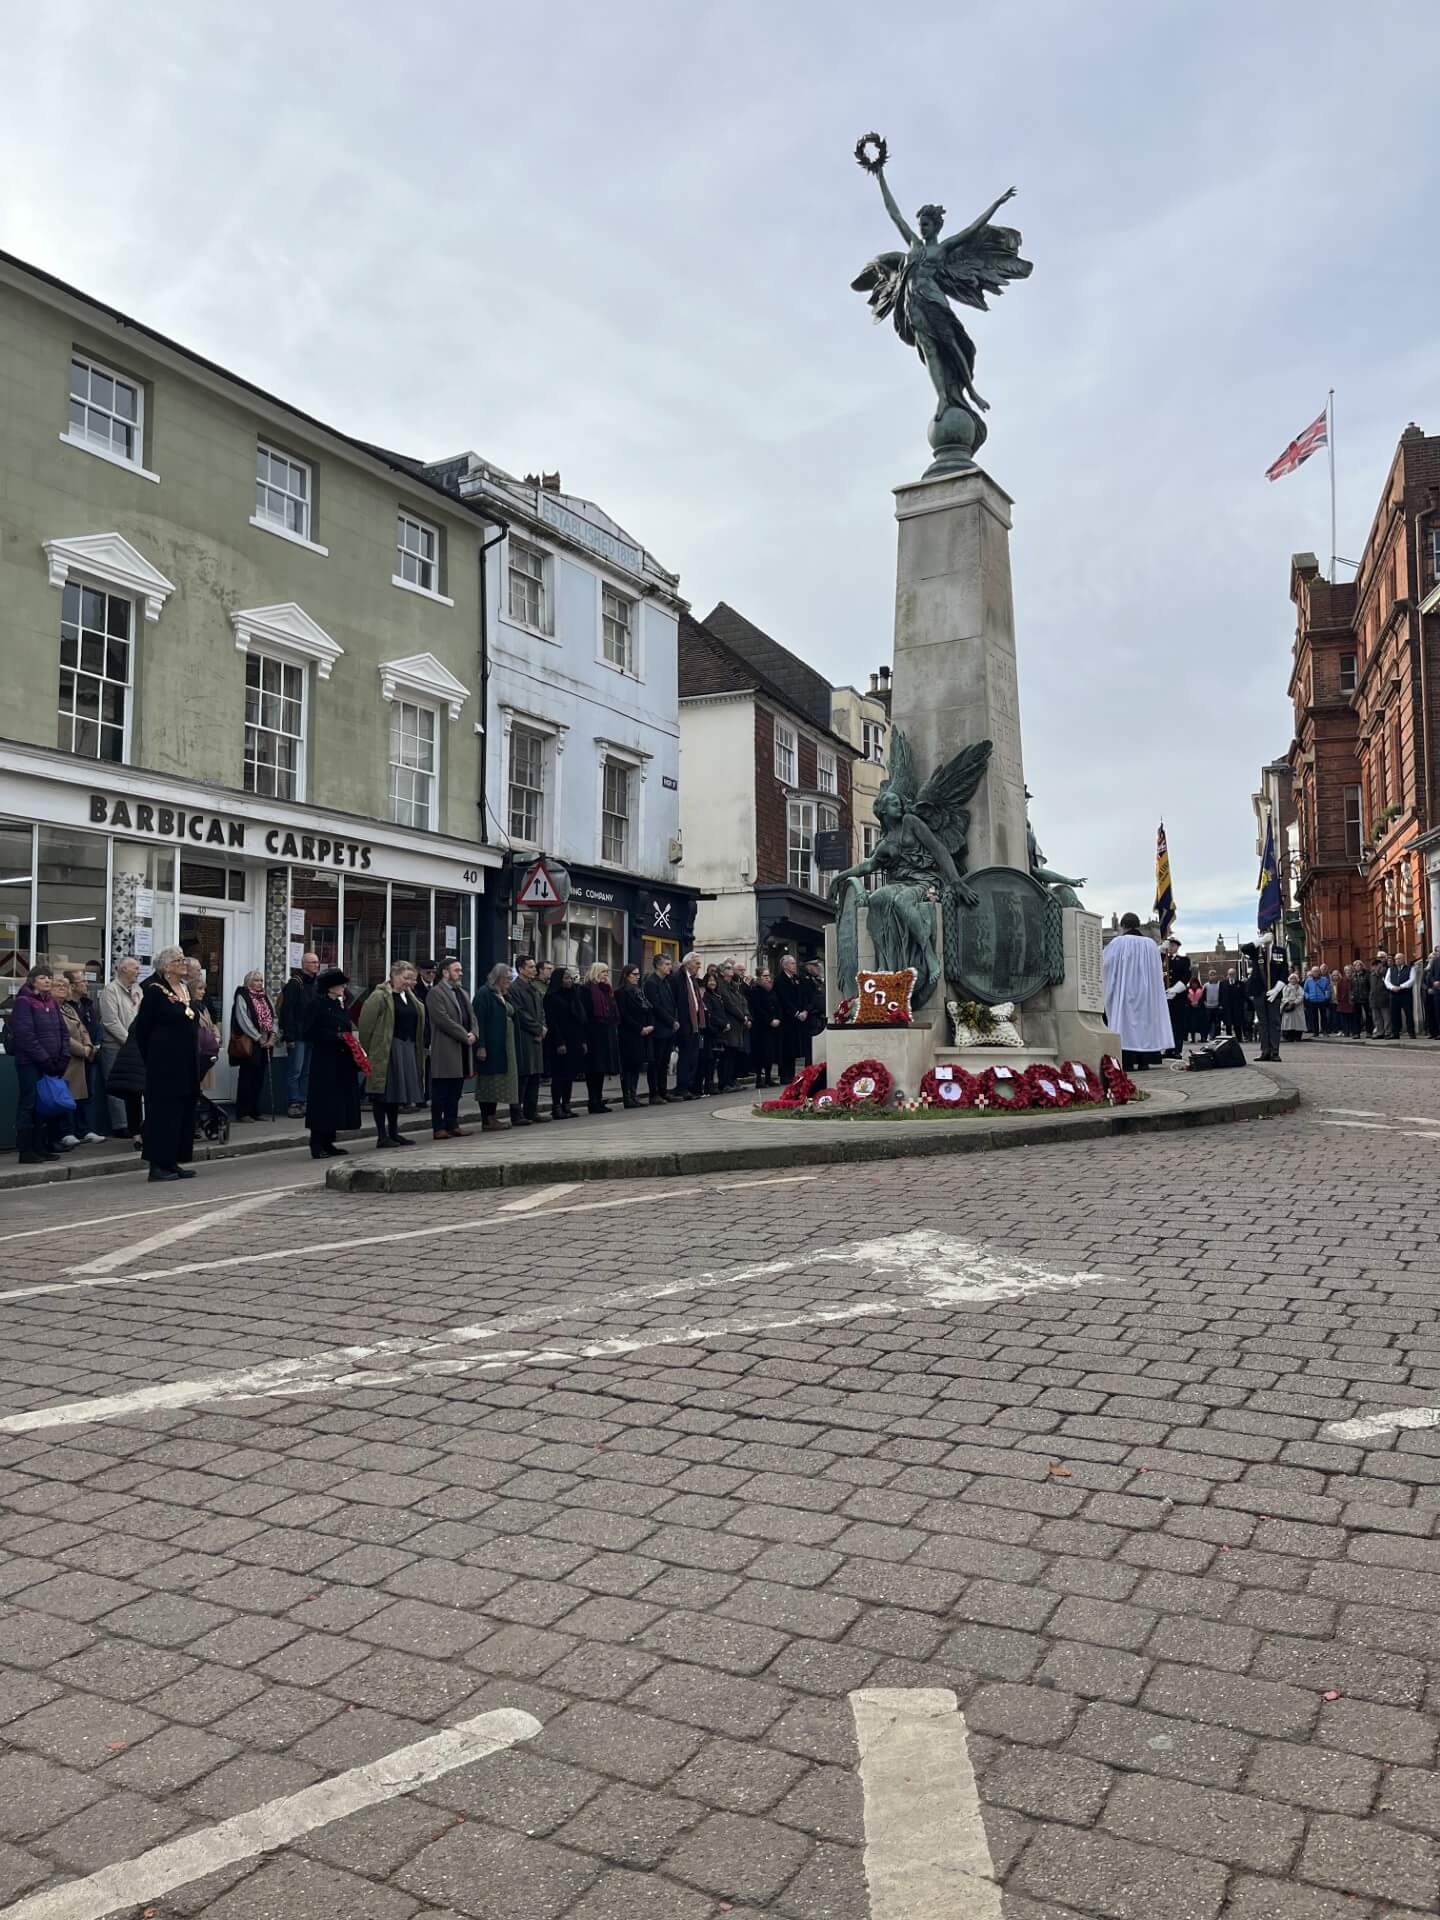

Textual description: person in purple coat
[10,966,68,1164]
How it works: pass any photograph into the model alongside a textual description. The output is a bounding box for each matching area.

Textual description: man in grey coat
[426,958,476,1139]
[507,956,548,1125]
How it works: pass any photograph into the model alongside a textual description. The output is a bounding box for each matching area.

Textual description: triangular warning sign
[516,859,561,907]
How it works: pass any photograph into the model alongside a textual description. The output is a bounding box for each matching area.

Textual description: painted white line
[1319,1120,1393,1131]
[0,1182,309,1246]
[0,1229,1101,1433]
[2,1706,541,1920]
[850,1688,999,1919]
[65,1191,280,1276]
[1398,1115,1440,1126]
[1325,1405,1440,1443]
[1318,1108,1385,1117]
[714,1173,818,1190]
[497,1182,581,1213]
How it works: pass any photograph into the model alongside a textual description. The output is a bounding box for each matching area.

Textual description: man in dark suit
[673,954,706,1101]
[642,954,678,1103]
[1161,937,1190,1058]
[1241,940,1285,1061]
[775,954,817,1084]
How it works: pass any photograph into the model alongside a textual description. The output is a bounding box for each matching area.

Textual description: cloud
[4,0,1438,952]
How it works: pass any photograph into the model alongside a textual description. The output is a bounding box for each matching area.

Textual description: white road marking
[1319,1120,1393,1131]
[1398,1115,1440,1126]
[1,1705,540,1920]
[1318,1108,1385,1117]
[64,1191,280,1276]
[850,1688,999,1919]
[497,1182,581,1212]
[1324,1405,1440,1443]
[714,1173,819,1190]
[0,1182,308,1245]
[0,1229,1101,1433]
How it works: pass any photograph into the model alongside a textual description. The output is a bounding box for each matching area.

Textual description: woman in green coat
[472,963,518,1130]
[357,962,428,1149]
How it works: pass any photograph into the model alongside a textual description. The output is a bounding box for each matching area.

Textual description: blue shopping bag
[34,1073,76,1119]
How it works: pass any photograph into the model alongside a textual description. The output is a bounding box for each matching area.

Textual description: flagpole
[1328,387,1336,581]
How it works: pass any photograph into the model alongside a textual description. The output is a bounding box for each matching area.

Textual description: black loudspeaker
[1187,1036,1247,1071]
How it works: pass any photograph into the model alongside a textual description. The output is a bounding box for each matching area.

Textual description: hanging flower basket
[1099,1054,1137,1105]
[979,1064,1032,1111]
[919,1065,985,1110]
[834,1058,893,1108]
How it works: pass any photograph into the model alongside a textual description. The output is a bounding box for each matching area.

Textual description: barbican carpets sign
[89,794,374,869]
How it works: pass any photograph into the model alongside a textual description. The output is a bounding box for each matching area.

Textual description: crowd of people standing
[8,944,829,1172]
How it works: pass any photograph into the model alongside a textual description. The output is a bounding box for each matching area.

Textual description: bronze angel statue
[829,729,993,1008]
[851,133,1032,475]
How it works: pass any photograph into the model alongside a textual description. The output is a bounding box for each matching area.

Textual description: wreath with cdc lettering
[835,1058,893,1108]
[979,1064,1032,1111]
[1100,1054,1137,1105]
[760,1064,825,1112]
[919,1066,984,1110]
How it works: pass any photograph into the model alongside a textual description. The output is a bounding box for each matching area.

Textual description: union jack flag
[1265,408,1328,481]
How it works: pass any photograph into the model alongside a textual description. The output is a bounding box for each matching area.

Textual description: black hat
[419,958,437,971]
[316,967,349,994]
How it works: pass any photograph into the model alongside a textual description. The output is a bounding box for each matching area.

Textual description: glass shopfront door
[179,901,251,1102]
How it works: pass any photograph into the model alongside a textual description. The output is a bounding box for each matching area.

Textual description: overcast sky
[5,1,1439,946]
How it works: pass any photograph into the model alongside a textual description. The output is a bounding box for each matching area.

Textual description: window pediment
[231,602,344,679]
[43,531,175,621]
[379,652,471,720]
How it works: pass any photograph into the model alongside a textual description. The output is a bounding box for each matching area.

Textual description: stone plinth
[824,1023,939,1101]
[890,468,1027,872]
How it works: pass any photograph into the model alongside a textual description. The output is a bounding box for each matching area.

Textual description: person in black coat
[774,955,817,1084]
[132,946,203,1182]
[746,969,782,1088]
[643,955,679,1103]
[304,968,362,1157]
[543,969,587,1119]
[581,965,621,1114]
[616,964,653,1108]
[1240,941,1284,1062]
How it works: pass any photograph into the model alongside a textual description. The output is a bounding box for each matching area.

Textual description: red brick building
[1288,425,1440,969]
[678,605,854,968]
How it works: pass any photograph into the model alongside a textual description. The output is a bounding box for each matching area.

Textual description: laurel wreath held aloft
[854,132,888,174]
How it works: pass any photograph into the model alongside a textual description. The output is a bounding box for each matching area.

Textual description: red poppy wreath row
[916,1057,1136,1111]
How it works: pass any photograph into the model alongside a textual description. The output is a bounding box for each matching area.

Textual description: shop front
[754,883,836,972]
[0,741,499,1139]
[499,858,698,976]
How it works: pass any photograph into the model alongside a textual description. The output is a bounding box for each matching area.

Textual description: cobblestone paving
[1,1042,1438,1916]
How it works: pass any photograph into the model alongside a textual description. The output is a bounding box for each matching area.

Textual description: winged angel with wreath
[829,731,992,1009]
[851,132,1031,473]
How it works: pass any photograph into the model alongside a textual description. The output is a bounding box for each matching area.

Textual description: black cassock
[133,979,201,1168]
[304,996,362,1137]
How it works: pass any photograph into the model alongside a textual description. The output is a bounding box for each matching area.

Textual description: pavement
[0,1040,1438,1916]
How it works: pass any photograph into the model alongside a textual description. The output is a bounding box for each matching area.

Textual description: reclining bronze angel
[830,730,993,1007]
[851,132,1032,474]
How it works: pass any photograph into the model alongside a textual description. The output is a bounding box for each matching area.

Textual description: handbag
[228,1032,255,1065]
[197,1019,221,1064]
[35,1073,76,1119]
[341,1030,371,1076]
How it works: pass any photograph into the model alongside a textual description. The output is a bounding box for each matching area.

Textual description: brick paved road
[1,1041,1439,1917]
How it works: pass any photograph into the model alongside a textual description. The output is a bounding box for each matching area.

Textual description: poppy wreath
[1059,1060,1101,1104]
[760,1063,825,1111]
[1099,1054,1137,1105]
[811,1086,848,1113]
[919,1066,984,1110]
[979,1064,1032,1111]
[1023,1065,1073,1110]
[834,1058,893,1108]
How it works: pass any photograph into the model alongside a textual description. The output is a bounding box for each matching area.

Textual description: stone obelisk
[888,468,1027,873]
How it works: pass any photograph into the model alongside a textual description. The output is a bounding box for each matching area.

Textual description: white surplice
[1101,931,1172,1056]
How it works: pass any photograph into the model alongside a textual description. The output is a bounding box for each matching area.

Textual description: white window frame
[600,759,633,868]
[600,584,637,676]
[817,802,841,888]
[862,719,886,764]
[243,650,308,804]
[1343,783,1364,860]
[57,577,135,766]
[506,537,552,636]
[61,352,158,483]
[250,441,328,556]
[506,722,552,849]
[817,746,837,795]
[774,718,797,785]
[392,510,453,606]
[1339,651,1357,695]
[788,798,817,895]
[388,697,439,832]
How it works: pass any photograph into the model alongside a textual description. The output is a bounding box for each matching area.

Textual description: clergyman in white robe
[1102,923,1172,1067]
